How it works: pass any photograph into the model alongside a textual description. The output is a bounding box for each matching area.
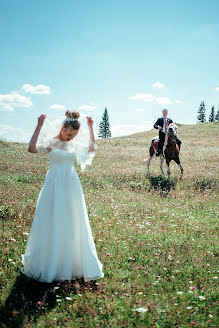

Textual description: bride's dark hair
[63,110,80,130]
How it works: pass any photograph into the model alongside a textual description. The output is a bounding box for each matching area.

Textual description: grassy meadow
[0,122,218,327]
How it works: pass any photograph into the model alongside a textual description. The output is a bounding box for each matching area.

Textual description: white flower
[133,307,148,313]
[56,299,61,302]
[198,296,205,300]
[186,306,192,310]
[177,291,183,295]
[54,287,60,290]
[138,292,143,295]
[65,297,72,301]
[174,303,178,306]
[23,232,29,236]
[209,314,213,318]
[213,276,218,280]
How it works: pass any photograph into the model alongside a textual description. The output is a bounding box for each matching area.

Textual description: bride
[21,110,104,283]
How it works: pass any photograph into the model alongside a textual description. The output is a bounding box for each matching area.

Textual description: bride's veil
[37,113,96,171]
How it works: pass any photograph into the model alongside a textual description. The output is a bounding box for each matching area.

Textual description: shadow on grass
[0,272,99,328]
[148,175,178,196]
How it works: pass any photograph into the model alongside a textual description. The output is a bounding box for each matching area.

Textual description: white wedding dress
[21,138,104,283]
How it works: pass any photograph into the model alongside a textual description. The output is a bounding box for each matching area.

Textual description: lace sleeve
[36,139,52,153]
[36,144,48,153]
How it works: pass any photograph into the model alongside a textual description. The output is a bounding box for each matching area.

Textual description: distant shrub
[15,175,43,185]
[0,139,10,147]
[194,176,218,191]
[129,181,143,191]
[148,175,177,195]
[0,205,17,221]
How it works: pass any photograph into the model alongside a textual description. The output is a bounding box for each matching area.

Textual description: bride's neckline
[52,137,71,143]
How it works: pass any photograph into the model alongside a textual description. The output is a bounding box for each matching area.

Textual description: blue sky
[0,0,219,141]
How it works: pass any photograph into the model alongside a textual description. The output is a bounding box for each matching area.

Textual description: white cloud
[0,93,32,111]
[130,93,173,105]
[21,83,51,95]
[78,104,96,111]
[175,99,182,104]
[216,87,219,92]
[152,82,165,88]
[156,97,172,105]
[110,122,152,137]
[129,93,155,102]
[136,108,145,112]
[49,104,65,110]
[0,124,30,143]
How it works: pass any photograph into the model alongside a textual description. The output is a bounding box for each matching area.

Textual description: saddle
[152,137,165,157]
[152,137,159,151]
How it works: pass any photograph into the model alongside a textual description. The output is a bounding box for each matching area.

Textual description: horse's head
[167,123,178,139]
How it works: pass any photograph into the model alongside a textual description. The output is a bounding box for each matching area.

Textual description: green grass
[0,123,219,327]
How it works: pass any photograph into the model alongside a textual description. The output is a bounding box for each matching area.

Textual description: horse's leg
[166,159,171,178]
[174,157,183,180]
[160,155,165,176]
[146,146,154,176]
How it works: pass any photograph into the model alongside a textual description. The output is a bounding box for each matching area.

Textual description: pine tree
[197,101,206,123]
[98,107,112,138]
[215,109,219,121]
[209,106,215,122]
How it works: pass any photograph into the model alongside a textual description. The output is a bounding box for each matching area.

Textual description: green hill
[0,123,218,327]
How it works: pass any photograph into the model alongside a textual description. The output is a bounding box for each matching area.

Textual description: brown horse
[146,123,183,179]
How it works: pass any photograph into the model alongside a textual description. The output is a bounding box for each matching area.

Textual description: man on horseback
[153,109,181,156]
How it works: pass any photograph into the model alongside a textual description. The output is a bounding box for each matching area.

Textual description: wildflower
[56,299,61,302]
[186,306,192,310]
[65,297,72,301]
[213,276,218,279]
[177,291,183,295]
[138,292,143,295]
[198,296,205,300]
[209,314,213,318]
[132,307,148,313]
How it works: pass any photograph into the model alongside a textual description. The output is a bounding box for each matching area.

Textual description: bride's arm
[87,117,96,152]
[28,114,46,153]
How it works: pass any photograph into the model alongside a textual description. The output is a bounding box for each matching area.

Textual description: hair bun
[65,110,80,119]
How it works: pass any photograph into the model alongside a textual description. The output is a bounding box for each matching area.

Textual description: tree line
[98,103,219,139]
[197,101,219,123]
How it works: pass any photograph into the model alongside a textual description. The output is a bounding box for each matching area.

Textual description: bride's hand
[87,116,93,128]
[38,114,46,127]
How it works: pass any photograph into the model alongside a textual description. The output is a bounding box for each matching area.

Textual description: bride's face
[60,127,79,141]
